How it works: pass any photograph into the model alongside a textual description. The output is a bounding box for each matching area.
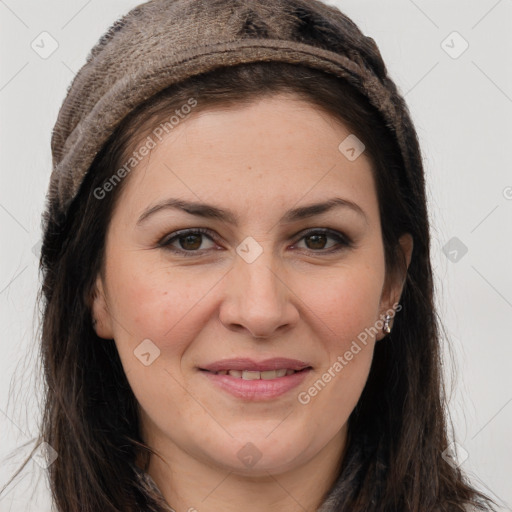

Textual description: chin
[201,433,312,476]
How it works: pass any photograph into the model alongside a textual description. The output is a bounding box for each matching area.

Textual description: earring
[383,314,392,334]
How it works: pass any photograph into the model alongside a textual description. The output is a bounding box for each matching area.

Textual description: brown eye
[304,233,328,250]
[159,227,352,258]
[178,233,203,251]
[159,228,217,255]
[292,228,352,253]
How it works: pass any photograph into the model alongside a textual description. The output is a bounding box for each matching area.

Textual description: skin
[92,93,413,512]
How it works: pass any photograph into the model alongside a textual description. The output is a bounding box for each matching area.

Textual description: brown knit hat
[48,0,420,222]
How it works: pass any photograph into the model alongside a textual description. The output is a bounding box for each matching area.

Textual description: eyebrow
[136,197,368,226]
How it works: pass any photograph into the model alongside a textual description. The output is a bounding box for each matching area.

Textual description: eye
[158,228,218,256]
[290,228,352,253]
[158,227,352,257]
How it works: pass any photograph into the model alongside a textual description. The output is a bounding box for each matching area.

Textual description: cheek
[105,258,225,411]
[300,262,383,341]
[107,256,214,343]
[106,262,208,424]
[293,264,382,406]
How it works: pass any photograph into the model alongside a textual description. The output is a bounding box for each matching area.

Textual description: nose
[218,250,299,339]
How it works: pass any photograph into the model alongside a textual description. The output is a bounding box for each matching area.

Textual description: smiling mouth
[200,368,311,380]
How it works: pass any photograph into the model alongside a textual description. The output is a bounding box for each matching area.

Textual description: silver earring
[383,314,392,334]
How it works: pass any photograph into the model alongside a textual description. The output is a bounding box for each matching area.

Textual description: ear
[90,274,115,339]
[376,233,413,340]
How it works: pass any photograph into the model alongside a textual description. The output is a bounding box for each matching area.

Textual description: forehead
[113,94,377,225]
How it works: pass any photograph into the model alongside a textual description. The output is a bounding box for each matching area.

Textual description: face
[92,93,412,478]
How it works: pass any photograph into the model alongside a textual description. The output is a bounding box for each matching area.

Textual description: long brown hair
[4,44,497,512]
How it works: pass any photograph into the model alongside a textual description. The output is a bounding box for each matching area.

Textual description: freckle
[163,291,168,296]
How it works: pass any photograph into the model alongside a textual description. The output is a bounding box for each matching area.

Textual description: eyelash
[157,227,353,257]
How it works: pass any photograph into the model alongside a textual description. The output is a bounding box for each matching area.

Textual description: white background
[1,1,511,510]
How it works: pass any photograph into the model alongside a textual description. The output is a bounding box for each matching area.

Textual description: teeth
[242,370,260,380]
[215,369,298,379]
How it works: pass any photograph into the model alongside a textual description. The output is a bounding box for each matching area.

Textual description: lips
[201,367,312,401]
[198,358,313,400]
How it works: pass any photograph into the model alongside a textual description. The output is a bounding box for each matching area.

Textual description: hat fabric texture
[48,0,420,224]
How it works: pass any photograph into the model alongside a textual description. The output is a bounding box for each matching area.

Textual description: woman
[5,0,498,510]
